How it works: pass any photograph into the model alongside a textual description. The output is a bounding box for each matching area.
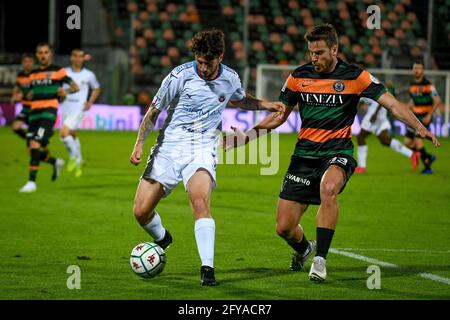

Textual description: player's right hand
[418,127,440,147]
[130,144,143,165]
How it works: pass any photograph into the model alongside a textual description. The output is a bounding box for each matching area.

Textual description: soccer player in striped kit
[224,24,439,282]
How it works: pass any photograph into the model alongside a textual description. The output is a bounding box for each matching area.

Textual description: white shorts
[61,110,84,130]
[141,142,218,197]
[360,114,391,136]
[61,100,85,130]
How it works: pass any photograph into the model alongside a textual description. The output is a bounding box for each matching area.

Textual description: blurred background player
[19,43,79,193]
[60,48,101,177]
[130,29,282,286]
[355,95,419,174]
[11,53,34,141]
[405,60,442,174]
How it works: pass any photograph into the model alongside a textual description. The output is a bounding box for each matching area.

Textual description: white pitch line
[334,248,450,254]
[329,248,450,286]
[330,248,399,268]
[419,273,450,286]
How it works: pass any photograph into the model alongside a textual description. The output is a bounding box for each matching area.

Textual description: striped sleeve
[279,74,299,107]
[358,70,387,101]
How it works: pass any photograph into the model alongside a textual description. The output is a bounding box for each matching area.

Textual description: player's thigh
[276,198,308,231]
[377,129,391,146]
[357,129,370,144]
[320,165,347,198]
[186,169,213,216]
[133,178,165,218]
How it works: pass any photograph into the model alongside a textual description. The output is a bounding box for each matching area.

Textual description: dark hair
[304,23,338,48]
[36,42,53,51]
[71,48,84,55]
[21,53,34,61]
[191,29,225,60]
[413,59,424,66]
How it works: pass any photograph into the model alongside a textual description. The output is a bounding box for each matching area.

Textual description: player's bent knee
[190,196,210,217]
[133,202,152,224]
[320,182,339,202]
[275,223,294,239]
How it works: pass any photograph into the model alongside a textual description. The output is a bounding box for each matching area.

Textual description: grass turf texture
[0,127,449,299]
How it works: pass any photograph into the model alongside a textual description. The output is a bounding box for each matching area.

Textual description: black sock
[13,128,27,139]
[287,233,309,255]
[316,227,335,259]
[29,148,41,182]
[40,149,56,165]
[418,147,431,168]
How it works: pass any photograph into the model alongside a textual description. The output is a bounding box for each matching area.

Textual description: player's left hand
[84,102,93,111]
[369,113,377,123]
[417,127,440,147]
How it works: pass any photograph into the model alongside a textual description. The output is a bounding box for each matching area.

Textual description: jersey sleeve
[88,71,100,90]
[357,70,387,101]
[229,74,246,101]
[152,69,183,111]
[279,74,299,107]
[430,84,439,98]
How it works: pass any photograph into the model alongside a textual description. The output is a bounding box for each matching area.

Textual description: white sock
[357,145,368,168]
[62,135,77,158]
[74,137,82,164]
[194,218,215,268]
[141,212,166,242]
[390,139,413,157]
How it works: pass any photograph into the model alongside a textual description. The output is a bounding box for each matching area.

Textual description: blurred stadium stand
[0,0,448,104]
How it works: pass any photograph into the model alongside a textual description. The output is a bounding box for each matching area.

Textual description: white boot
[19,181,37,193]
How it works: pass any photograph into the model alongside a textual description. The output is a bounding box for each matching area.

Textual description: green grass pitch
[0,127,449,299]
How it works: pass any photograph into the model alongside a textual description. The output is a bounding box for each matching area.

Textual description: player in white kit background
[356,96,419,173]
[129,30,284,286]
[60,49,101,177]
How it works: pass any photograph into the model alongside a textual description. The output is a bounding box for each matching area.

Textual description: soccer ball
[130,242,166,278]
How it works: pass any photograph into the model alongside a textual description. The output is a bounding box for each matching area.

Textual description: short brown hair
[191,29,225,60]
[21,53,34,61]
[36,42,53,51]
[304,23,338,48]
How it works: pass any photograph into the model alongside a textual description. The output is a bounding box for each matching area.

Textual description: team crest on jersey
[333,81,345,92]
[218,94,225,102]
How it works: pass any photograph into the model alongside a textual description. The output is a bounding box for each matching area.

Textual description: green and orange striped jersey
[16,70,32,106]
[28,64,73,109]
[279,58,386,158]
[409,78,438,117]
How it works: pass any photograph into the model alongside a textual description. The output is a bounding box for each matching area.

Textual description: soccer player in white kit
[130,30,284,286]
[60,48,101,177]
[355,96,419,173]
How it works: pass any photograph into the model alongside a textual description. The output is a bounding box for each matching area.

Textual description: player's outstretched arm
[130,104,161,166]
[378,92,440,147]
[231,93,285,112]
[223,103,294,150]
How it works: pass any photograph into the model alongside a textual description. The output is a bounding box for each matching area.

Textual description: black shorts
[27,109,57,146]
[279,154,357,205]
[15,104,31,124]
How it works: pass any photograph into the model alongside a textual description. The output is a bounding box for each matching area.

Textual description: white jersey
[360,97,388,121]
[153,61,245,147]
[61,67,100,111]
[360,97,391,135]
